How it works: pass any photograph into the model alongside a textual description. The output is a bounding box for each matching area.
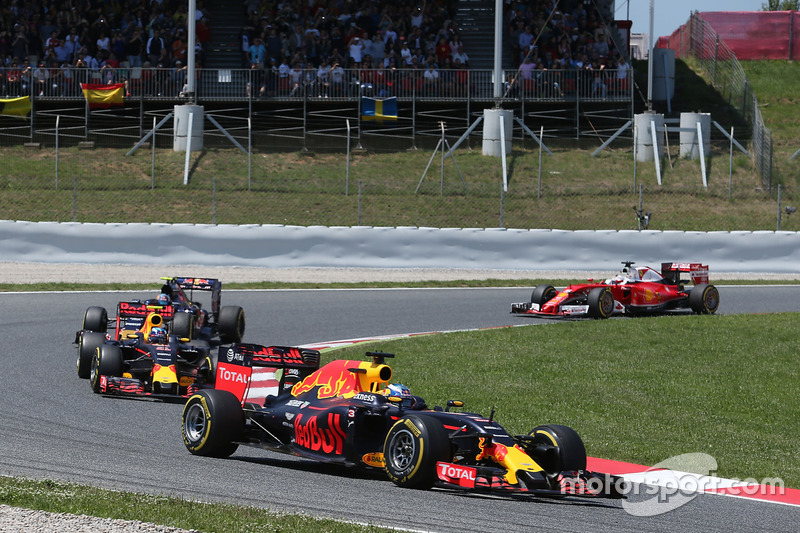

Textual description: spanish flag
[0,96,31,118]
[361,96,397,123]
[81,82,124,110]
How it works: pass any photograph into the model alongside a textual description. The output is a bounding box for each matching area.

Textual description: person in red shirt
[435,36,449,64]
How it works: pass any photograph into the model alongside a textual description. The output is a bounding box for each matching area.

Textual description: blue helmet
[157,293,171,306]
[384,383,411,397]
[148,326,168,343]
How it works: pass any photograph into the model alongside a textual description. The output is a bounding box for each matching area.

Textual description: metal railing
[0,66,632,104]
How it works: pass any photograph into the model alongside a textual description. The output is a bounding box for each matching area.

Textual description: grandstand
[0,0,633,148]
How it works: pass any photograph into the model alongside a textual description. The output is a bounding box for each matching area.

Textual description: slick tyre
[531,284,558,305]
[77,331,106,379]
[90,344,123,393]
[384,414,451,489]
[587,287,614,319]
[528,424,587,474]
[82,306,108,333]
[218,306,245,343]
[172,312,194,339]
[182,389,243,457]
[689,284,720,314]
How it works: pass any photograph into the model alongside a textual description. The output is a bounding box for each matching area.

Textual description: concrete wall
[2,221,799,274]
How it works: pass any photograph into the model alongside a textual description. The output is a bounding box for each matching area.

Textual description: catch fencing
[660,12,773,190]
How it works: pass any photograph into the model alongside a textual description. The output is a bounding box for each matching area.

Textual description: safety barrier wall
[1,220,798,274]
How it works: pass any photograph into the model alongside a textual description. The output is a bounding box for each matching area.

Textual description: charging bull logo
[291,360,360,399]
[293,413,346,455]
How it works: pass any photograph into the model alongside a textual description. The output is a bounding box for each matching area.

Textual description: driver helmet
[148,326,168,344]
[383,383,411,397]
[157,293,171,306]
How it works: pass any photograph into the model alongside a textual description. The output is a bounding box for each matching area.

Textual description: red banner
[660,11,800,61]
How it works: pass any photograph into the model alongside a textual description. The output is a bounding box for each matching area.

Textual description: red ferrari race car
[511,262,720,318]
[181,350,624,499]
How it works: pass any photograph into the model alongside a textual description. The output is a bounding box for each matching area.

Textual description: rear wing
[660,263,709,286]
[115,301,173,340]
[215,343,321,405]
[161,277,222,315]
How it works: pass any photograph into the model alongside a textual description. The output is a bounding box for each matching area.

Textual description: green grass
[329,313,800,487]
[0,476,392,533]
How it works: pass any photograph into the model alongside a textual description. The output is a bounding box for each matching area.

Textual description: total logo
[220,368,249,384]
[438,463,477,482]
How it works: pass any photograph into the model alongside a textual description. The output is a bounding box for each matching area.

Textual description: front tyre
[90,344,123,393]
[218,306,245,343]
[172,312,194,339]
[587,287,614,319]
[689,284,720,314]
[77,331,106,379]
[528,424,587,474]
[82,306,108,333]
[531,284,558,305]
[182,389,242,457]
[384,415,451,489]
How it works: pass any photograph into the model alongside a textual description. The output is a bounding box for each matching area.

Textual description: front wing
[96,375,207,401]
[436,461,625,499]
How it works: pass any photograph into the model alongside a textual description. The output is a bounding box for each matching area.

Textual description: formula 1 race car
[511,262,720,319]
[86,327,217,399]
[181,350,624,499]
[79,276,245,345]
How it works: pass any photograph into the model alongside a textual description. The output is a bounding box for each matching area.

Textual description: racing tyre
[384,414,451,489]
[587,287,614,319]
[531,284,558,305]
[218,306,245,343]
[172,312,194,339]
[77,331,106,379]
[689,284,720,314]
[528,424,587,474]
[182,389,243,457]
[82,306,108,333]
[90,344,123,393]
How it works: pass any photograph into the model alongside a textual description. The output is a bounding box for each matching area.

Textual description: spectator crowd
[0,0,625,99]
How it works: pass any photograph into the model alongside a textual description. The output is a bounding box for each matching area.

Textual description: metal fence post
[212,176,217,225]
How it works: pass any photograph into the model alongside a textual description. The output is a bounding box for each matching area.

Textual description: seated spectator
[423,62,439,96]
[452,45,469,68]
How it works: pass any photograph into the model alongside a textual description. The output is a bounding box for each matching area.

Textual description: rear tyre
[173,312,194,339]
[218,306,245,343]
[182,389,242,457]
[528,424,587,474]
[587,287,614,319]
[83,306,108,333]
[384,414,451,489]
[531,284,558,305]
[77,331,106,379]
[90,344,123,393]
[689,284,720,314]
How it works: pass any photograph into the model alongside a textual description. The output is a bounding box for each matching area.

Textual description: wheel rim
[388,429,416,470]
[705,288,719,311]
[184,402,207,443]
[601,291,614,315]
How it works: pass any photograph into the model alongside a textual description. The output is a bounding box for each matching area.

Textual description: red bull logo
[291,360,362,399]
[293,413,346,455]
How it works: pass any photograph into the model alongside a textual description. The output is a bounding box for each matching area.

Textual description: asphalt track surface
[2,286,800,532]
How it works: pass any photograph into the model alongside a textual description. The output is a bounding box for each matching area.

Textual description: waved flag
[81,82,124,110]
[0,96,31,118]
[361,96,397,123]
